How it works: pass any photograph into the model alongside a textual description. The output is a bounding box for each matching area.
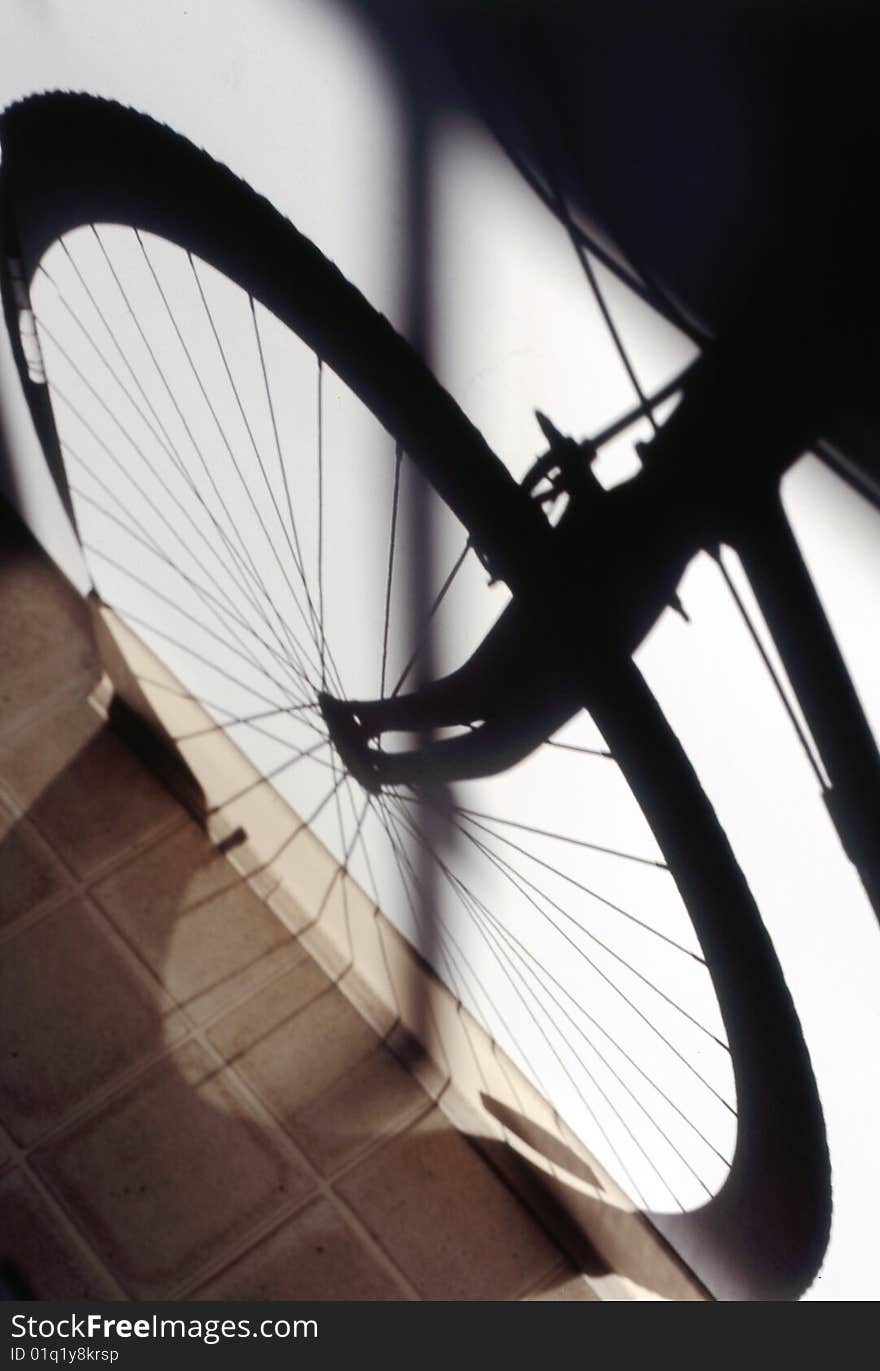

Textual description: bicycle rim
[1,94,828,1292]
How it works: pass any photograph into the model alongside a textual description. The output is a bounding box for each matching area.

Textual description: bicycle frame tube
[735,490,880,920]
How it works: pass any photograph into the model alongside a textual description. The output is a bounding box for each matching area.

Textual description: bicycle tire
[0,92,829,1298]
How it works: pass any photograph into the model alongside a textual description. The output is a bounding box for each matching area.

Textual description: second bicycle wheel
[1,93,828,1296]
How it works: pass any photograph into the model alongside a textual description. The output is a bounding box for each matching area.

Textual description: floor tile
[33,1041,316,1299]
[209,973,378,1131]
[0,799,69,932]
[337,1110,562,1300]
[0,700,181,878]
[0,897,182,1145]
[291,1045,429,1176]
[0,695,97,808]
[191,1196,406,1301]
[93,821,298,1015]
[0,1168,119,1300]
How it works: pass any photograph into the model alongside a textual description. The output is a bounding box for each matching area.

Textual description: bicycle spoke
[453,807,700,960]
[66,451,311,705]
[71,478,312,705]
[172,701,322,742]
[468,888,730,1171]
[86,228,308,674]
[81,539,321,708]
[377,796,496,1016]
[463,888,706,1207]
[389,541,471,698]
[391,794,734,1195]
[127,675,336,764]
[448,803,667,870]
[259,769,348,871]
[380,445,403,699]
[134,230,322,688]
[449,801,731,1060]
[388,791,733,1115]
[36,287,311,695]
[93,601,295,714]
[45,364,312,701]
[189,254,333,689]
[250,296,327,668]
[204,736,333,814]
[543,738,613,759]
[388,800,669,1207]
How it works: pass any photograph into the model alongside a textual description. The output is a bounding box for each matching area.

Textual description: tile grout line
[86,889,313,1033]
[0,811,212,953]
[20,1034,197,1160]
[9,903,393,1184]
[178,939,314,1031]
[183,1026,425,1302]
[14,1158,132,1301]
[26,874,440,1182]
[0,1121,130,1300]
[0,883,79,949]
[0,700,189,897]
[21,1041,329,1305]
[0,790,187,911]
[155,1061,419,1302]
[1,894,192,1133]
[187,958,441,1183]
[0,673,102,752]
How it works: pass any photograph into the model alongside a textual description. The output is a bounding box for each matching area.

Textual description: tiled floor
[0,499,597,1301]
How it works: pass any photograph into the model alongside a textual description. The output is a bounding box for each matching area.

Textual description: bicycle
[4,90,874,1300]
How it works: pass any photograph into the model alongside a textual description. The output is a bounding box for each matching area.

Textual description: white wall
[1,0,878,1300]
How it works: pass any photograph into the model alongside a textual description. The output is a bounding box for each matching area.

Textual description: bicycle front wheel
[1,93,828,1297]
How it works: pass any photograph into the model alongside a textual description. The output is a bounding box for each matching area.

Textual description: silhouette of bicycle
[6,92,873,1297]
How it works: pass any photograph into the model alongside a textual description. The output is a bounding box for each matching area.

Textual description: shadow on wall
[7,0,879,1295]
